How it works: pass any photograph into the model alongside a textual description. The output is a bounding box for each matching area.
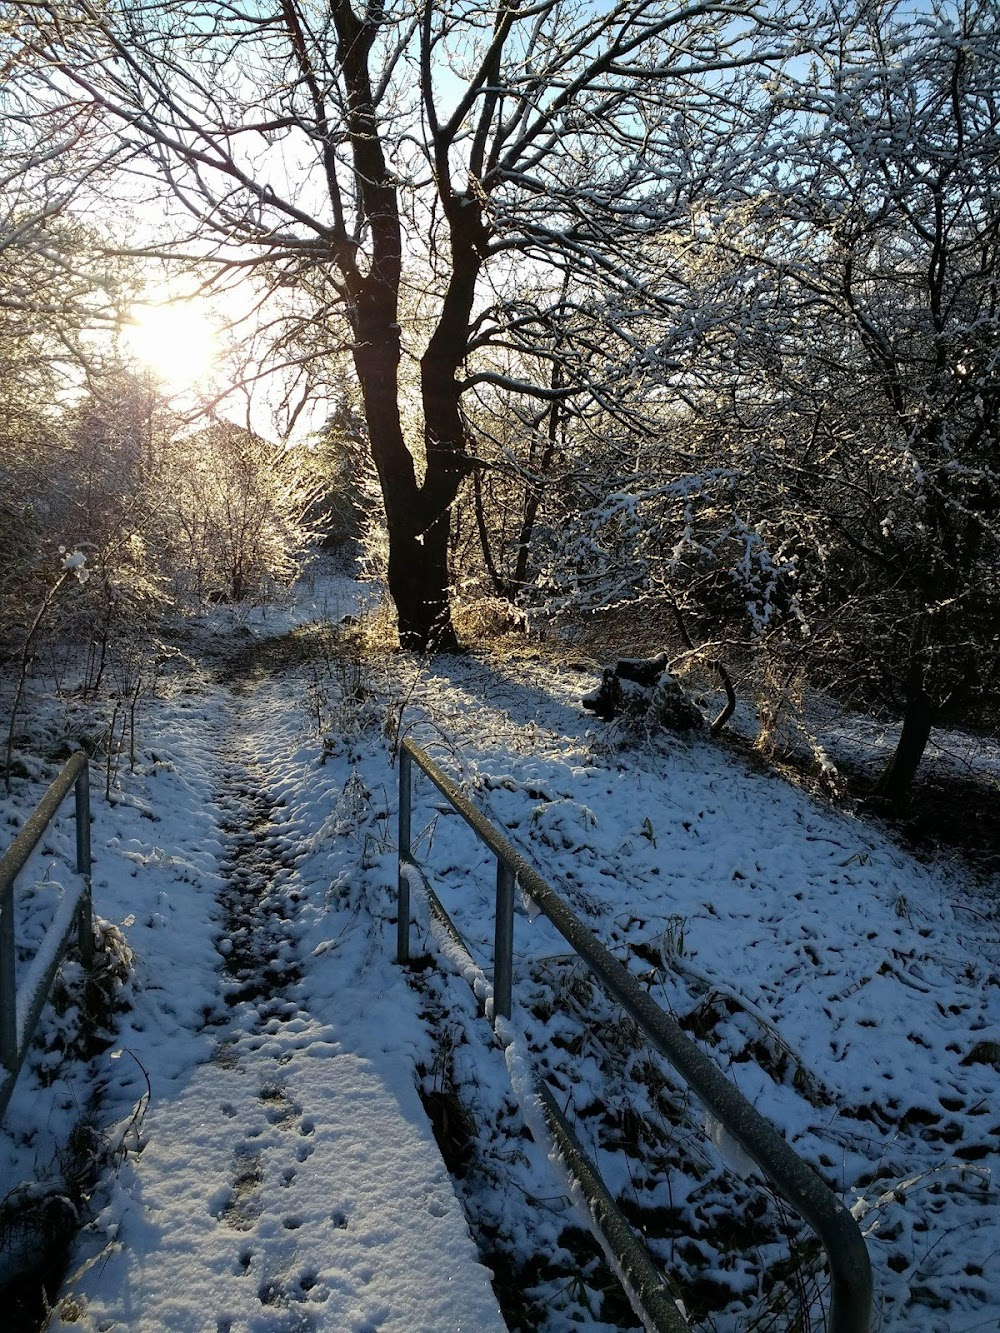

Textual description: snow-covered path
[72,1021,505,1333]
[48,641,506,1332]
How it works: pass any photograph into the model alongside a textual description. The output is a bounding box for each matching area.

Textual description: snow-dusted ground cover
[390,649,1000,1331]
[2,560,999,1332]
[711,673,1000,867]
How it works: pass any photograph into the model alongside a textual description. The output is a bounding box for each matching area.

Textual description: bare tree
[534,1,1000,804]
[16,0,803,649]
[747,1,1000,804]
[154,419,324,607]
[618,0,1000,804]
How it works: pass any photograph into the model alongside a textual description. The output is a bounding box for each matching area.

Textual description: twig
[668,597,737,736]
[4,569,71,792]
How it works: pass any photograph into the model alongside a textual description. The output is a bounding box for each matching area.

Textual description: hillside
[2,563,999,1332]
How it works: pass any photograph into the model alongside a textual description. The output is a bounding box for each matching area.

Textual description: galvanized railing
[397,738,873,1333]
[1,751,93,1121]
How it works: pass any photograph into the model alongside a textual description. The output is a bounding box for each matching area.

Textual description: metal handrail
[0,751,93,1121]
[397,737,873,1333]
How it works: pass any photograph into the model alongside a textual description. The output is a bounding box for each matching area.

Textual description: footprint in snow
[260,1082,302,1127]
[213,1145,263,1231]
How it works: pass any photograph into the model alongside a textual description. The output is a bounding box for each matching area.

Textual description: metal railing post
[493,859,515,1019]
[0,878,15,1071]
[397,746,412,963]
[75,763,93,968]
[0,751,96,1122]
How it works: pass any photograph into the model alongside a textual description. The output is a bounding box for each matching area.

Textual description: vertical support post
[0,878,16,1071]
[494,859,515,1020]
[75,763,93,969]
[397,745,412,964]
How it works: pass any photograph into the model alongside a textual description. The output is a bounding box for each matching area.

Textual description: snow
[14,878,86,1052]
[2,559,999,1331]
[58,549,90,582]
[368,645,1000,1328]
[54,1035,503,1333]
[2,574,504,1332]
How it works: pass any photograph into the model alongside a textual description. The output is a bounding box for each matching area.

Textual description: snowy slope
[2,564,998,1332]
[2,578,505,1332]
[390,649,1000,1331]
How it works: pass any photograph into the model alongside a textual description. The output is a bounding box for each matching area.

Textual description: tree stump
[582,653,704,731]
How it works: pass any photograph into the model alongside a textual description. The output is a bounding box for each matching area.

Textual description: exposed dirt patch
[873,768,1000,877]
[213,775,302,1014]
[211,621,344,689]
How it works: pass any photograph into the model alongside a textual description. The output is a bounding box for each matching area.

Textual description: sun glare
[126,300,219,388]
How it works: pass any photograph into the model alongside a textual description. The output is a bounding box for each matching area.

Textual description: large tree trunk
[354,336,458,652]
[872,686,935,812]
[329,1,462,654]
[391,504,458,652]
[409,199,489,651]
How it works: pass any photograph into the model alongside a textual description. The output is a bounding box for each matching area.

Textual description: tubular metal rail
[0,751,93,1121]
[397,737,873,1333]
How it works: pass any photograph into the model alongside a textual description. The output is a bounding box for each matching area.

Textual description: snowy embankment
[392,652,1000,1331]
[2,562,999,1332]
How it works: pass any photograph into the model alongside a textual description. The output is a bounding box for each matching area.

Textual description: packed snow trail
[49,641,506,1332]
